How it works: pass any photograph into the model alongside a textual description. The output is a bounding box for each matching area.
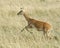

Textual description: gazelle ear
[20,8,24,11]
[20,8,24,10]
[20,8,23,9]
[20,8,25,12]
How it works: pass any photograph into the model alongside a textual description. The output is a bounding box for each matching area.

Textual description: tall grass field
[0,0,60,48]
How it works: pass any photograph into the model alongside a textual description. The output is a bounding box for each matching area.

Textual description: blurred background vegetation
[0,0,60,48]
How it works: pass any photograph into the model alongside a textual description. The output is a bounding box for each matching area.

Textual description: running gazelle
[17,8,52,39]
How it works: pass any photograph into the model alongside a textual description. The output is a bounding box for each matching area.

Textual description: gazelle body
[17,9,51,38]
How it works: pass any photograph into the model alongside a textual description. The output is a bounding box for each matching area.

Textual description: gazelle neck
[23,12,30,22]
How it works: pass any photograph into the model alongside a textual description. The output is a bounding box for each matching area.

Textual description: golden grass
[0,0,60,48]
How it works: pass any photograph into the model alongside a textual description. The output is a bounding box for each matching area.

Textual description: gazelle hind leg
[43,30,52,40]
[43,29,49,39]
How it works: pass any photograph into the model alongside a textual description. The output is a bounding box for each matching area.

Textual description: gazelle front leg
[21,24,33,34]
[21,22,30,32]
[21,25,28,32]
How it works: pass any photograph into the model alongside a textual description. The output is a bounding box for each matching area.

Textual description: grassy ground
[0,0,60,48]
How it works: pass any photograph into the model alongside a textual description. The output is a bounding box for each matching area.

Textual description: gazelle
[17,8,52,38]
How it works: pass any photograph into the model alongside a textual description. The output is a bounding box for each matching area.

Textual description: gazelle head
[17,8,24,15]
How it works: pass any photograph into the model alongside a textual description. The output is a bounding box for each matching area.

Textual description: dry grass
[0,0,60,48]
